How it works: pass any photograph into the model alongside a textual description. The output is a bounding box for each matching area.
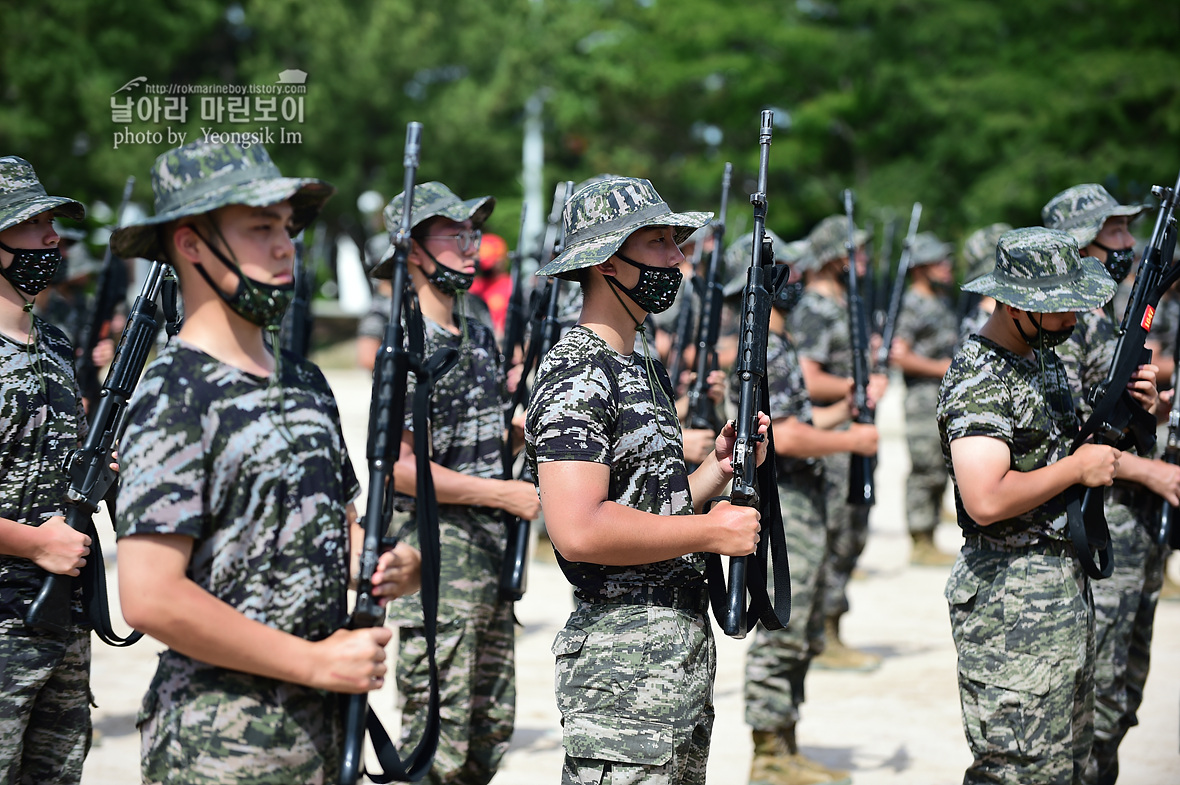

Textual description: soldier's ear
[596,258,618,278]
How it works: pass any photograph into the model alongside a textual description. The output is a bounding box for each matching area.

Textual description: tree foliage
[1,0,1176,259]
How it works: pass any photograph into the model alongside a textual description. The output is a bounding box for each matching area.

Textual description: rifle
[875,203,922,370]
[843,189,876,507]
[25,259,184,645]
[75,176,135,417]
[340,122,452,785]
[497,208,532,602]
[281,234,314,358]
[869,215,896,335]
[685,163,732,436]
[709,110,790,640]
[1159,313,1180,549]
[1071,169,1180,579]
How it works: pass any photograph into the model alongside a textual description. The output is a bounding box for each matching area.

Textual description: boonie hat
[908,232,953,267]
[962,226,1115,312]
[962,223,1012,283]
[536,177,711,280]
[110,141,334,261]
[807,214,869,267]
[0,156,85,233]
[372,182,494,279]
[1041,184,1146,249]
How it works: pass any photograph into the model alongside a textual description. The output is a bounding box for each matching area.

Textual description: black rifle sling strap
[79,484,142,646]
[362,296,453,783]
[705,377,791,632]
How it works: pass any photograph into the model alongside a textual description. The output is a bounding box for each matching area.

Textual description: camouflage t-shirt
[396,313,506,550]
[0,320,87,621]
[788,288,850,401]
[1055,308,1117,422]
[525,325,703,595]
[117,340,359,651]
[894,288,957,386]
[938,334,1078,546]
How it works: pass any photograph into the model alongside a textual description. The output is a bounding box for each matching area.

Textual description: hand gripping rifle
[875,202,922,370]
[1158,318,1180,550]
[844,190,877,507]
[1070,170,1180,579]
[706,111,790,640]
[25,258,184,645]
[686,163,733,438]
[75,175,135,418]
[497,208,532,602]
[339,123,454,785]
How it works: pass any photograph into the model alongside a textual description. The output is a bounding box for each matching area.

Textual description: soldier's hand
[311,627,392,693]
[372,542,422,605]
[1143,458,1180,507]
[1074,444,1120,488]
[682,428,716,466]
[866,373,889,410]
[33,516,91,576]
[848,422,879,456]
[1128,363,1160,416]
[499,479,541,520]
[705,500,761,557]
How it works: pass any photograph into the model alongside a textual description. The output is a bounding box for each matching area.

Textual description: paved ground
[83,367,1180,784]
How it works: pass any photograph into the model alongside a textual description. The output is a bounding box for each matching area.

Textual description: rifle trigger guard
[704,495,730,512]
[379,537,400,551]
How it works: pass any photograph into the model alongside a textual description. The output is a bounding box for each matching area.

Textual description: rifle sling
[1065,485,1113,580]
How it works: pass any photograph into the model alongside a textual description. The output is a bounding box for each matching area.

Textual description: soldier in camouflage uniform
[939,226,1127,784]
[524,176,765,785]
[1043,184,1178,785]
[111,141,420,785]
[788,214,886,672]
[373,182,540,785]
[0,156,92,785]
[957,223,1011,345]
[724,237,871,785]
[889,232,959,566]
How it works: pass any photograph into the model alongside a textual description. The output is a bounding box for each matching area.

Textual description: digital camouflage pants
[820,449,870,620]
[0,619,90,785]
[946,540,1094,785]
[745,475,827,732]
[904,383,947,536]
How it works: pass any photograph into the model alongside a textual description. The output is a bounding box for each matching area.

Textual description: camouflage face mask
[422,246,475,296]
[1092,242,1135,283]
[0,242,63,296]
[608,252,682,315]
[191,229,294,328]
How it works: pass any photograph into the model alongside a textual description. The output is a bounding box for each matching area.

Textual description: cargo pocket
[135,684,158,731]
[563,712,673,767]
[957,640,1055,761]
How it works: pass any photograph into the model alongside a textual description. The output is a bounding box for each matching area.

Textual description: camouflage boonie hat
[908,231,953,267]
[807,214,869,267]
[372,181,495,279]
[721,230,792,298]
[962,226,1115,312]
[110,141,334,261]
[962,222,1012,283]
[0,156,85,234]
[536,177,711,280]
[1041,183,1146,249]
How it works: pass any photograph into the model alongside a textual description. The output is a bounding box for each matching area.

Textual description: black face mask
[1013,312,1074,350]
[422,247,475,296]
[191,229,294,329]
[1092,241,1135,283]
[0,241,63,296]
[607,251,683,315]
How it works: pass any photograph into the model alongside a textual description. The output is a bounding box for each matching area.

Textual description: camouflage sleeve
[357,298,391,341]
[893,289,920,345]
[115,367,208,539]
[787,295,831,364]
[528,349,613,466]
[940,356,1014,446]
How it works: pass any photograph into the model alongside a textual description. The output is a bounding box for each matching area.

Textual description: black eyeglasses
[423,229,482,254]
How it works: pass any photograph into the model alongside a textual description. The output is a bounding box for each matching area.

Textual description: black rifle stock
[843,190,876,507]
[875,202,922,370]
[686,163,732,436]
[340,122,448,785]
[25,259,179,645]
[76,176,135,417]
[1071,169,1180,579]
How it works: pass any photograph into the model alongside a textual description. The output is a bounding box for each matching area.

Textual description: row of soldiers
[0,134,1174,785]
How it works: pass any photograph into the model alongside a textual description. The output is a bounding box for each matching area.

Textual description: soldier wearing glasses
[372,182,541,785]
